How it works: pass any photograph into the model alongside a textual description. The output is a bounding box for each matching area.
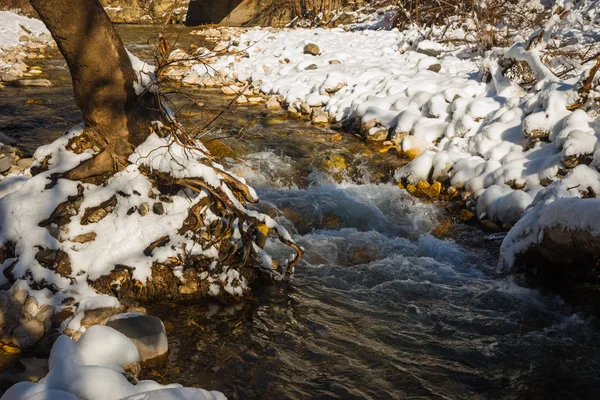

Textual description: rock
[0,292,24,337]
[247,96,264,104]
[265,97,280,110]
[213,43,228,53]
[81,307,119,328]
[11,288,28,305]
[0,156,12,174]
[51,307,74,328]
[221,85,242,96]
[311,109,329,125]
[297,103,311,116]
[428,64,442,73]
[8,166,24,175]
[2,345,20,354]
[23,296,40,319]
[304,64,318,70]
[12,320,45,348]
[152,202,165,215]
[416,40,443,57]
[366,129,388,142]
[481,220,502,232]
[329,60,341,64]
[459,209,476,222]
[18,35,30,43]
[36,305,55,331]
[9,79,52,87]
[200,138,235,158]
[72,232,97,243]
[303,43,320,56]
[426,181,442,198]
[0,73,18,83]
[138,202,150,216]
[235,95,248,104]
[107,315,168,365]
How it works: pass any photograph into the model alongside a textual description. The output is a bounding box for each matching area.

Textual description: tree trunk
[29,0,163,181]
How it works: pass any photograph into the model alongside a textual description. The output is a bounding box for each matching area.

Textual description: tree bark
[29,0,163,180]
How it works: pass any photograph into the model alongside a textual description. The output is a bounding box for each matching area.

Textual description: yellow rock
[2,345,20,354]
[325,154,347,170]
[446,186,459,199]
[26,98,43,105]
[330,134,342,141]
[256,223,269,237]
[404,148,424,160]
[459,209,476,222]
[431,220,453,238]
[416,181,430,190]
[378,145,396,153]
[406,184,416,194]
[200,138,235,158]
[397,182,405,189]
[427,182,442,198]
[30,66,42,70]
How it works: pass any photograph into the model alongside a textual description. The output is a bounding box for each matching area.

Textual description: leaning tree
[0,0,301,309]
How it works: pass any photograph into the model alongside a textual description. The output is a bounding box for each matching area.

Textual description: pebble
[303,43,320,56]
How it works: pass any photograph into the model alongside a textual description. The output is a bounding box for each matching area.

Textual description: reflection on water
[1,25,600,400]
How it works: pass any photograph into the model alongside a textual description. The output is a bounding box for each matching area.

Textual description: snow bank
[1,326,225,400]
[0,11,48,49]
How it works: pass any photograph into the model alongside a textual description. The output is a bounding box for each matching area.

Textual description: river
[1,25,599,400]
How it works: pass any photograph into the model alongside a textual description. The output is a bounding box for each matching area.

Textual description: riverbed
[1,25,600,399]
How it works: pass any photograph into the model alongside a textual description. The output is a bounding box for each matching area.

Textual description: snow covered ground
[183,0,600,270]
[0,11,47,49]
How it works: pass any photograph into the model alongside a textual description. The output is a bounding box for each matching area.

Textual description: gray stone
[303,43,320,56]
[0,156,11,174]
[0,292,24,334]
[107,315,168,365]
[12,320,45,348]
[152,202,165,215]
[12,288,28,305]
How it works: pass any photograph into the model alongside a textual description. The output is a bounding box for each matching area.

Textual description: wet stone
[107,314,168,365]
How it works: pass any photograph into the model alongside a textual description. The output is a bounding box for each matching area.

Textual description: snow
[0,11,48,49]
[1,326,225,400]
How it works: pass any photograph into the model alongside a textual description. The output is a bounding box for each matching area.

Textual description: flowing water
[1,25,600,400]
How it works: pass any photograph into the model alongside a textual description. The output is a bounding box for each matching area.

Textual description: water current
[0,25,599,400]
